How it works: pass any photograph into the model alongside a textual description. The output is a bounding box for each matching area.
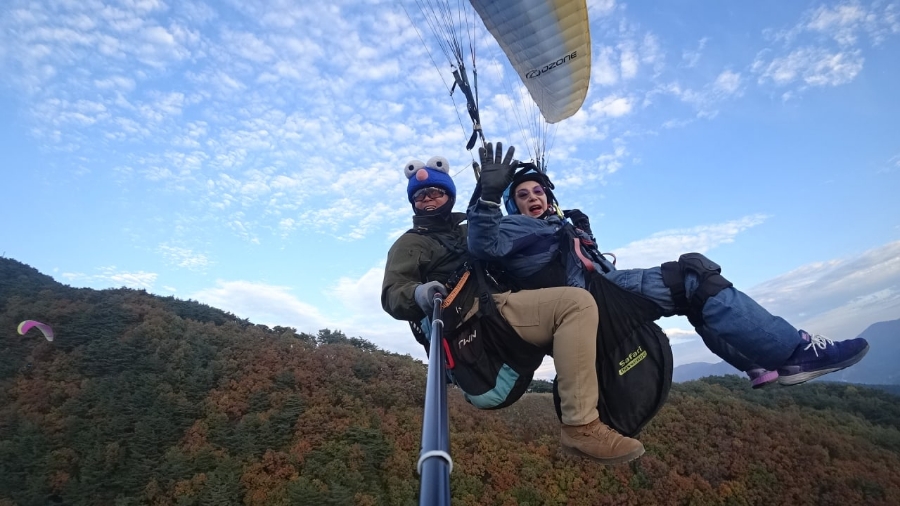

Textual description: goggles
[413,187,447,203]
[515,185,546,200]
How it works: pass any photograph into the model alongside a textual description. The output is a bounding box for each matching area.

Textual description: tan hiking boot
[560,418,645,465]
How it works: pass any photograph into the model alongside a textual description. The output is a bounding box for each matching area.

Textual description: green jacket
[381,212,468,322]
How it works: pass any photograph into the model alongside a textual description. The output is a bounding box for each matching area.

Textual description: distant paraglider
[17,320,54,342]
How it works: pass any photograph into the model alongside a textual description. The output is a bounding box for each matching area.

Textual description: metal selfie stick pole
[417,294,452,505]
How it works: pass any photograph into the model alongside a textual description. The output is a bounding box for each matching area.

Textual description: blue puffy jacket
[466,199,615,288]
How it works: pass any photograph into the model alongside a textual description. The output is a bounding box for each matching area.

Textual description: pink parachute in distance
[17,320,54,342]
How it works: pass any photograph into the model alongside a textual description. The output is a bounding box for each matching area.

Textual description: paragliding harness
[407,231,547,411]
[547,224,674,437]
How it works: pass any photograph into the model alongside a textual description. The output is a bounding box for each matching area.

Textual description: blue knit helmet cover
[405,156,456,204]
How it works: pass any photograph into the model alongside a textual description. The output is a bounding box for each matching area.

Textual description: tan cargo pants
[492,286,600,426]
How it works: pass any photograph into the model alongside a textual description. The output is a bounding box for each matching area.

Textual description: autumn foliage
[2,258,899,505]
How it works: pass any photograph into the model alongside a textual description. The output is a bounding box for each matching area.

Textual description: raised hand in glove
[414,281,448,314]
[564,209,594,238]
[477,142,516,204]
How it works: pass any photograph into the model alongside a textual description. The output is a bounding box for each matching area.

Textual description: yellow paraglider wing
[469,0,591,124]
[17,320,54,342]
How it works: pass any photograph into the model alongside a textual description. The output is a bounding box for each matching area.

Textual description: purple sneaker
[746,331,811,388]
[777,331,869,386]
[747,368,779,389]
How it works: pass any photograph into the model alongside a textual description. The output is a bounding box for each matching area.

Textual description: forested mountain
[2,257,900,505]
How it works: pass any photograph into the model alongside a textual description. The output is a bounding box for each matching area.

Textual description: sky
[2,0,899,380]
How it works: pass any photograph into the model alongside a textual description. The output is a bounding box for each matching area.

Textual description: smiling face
[513,181,548,217]
[413,187,450,212]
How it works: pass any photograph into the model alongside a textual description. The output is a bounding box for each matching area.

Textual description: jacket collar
[411,212,466,233]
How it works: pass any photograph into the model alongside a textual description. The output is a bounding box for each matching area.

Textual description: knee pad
[660,253,733,327]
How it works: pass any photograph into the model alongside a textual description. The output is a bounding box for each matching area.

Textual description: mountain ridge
[2,256,900,505]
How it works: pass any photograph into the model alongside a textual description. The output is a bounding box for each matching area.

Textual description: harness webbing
[441,269,470,309]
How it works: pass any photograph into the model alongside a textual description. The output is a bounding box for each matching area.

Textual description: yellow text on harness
[618,346,647,376]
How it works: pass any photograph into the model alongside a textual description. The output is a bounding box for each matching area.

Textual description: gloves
[414,281,448,314]
[477,142,516,204]
[564,209,594,237]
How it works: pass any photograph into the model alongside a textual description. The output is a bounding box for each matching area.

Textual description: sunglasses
[413,187,447,202]
[515,185,545,200]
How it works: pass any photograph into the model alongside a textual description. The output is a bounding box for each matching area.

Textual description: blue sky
[2,0,899,379]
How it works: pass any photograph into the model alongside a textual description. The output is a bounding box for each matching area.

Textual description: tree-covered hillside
[2,257,899,505]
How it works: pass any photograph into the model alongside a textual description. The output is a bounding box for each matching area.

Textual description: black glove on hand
[477,142,516,204]
[564,209,594,237]
[414,281,448,314]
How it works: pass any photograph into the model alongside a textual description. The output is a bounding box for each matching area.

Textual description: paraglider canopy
[17,320,54,342]
[469,0,592,124]
[408,0,592,172]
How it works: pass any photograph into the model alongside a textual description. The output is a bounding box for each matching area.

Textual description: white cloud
[799,288,900,339]
[713,70,741,95]
[753,47,864,87]
[593,46,619,86]
[588,0,617,17]
[613,214,770,268]
[593,143,627,176]
[122,0,168,15]
[325,265,421,353]
[330,266,385,316]
[589,94,633,117]
[140,91,185,122]
[881,154,900,174]
[798,1,900,47]
[806,2,868,45]
[159,245,210,270]
[222,29,276,63]
[643,68,742,119]
[0,0,500,244]
[665,320,721,366]
[61,266,158,289]
[190,272,426,361]
[682,37,708,68]
[192,280,331,333]
[619,41,639,80]
[751,1,900,99]
[94,75,136,92]
[104,269,158,289]
[533,356,558,381]
[640,33,664,75]
[664,326,702,346]
[746,240,900,339]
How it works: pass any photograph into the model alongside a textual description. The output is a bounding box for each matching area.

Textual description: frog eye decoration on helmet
[404,156,457,207]
[404,159,426,179]
[425,155,450,173]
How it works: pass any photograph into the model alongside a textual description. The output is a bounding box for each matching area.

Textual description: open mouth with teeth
[527,204,544,215]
